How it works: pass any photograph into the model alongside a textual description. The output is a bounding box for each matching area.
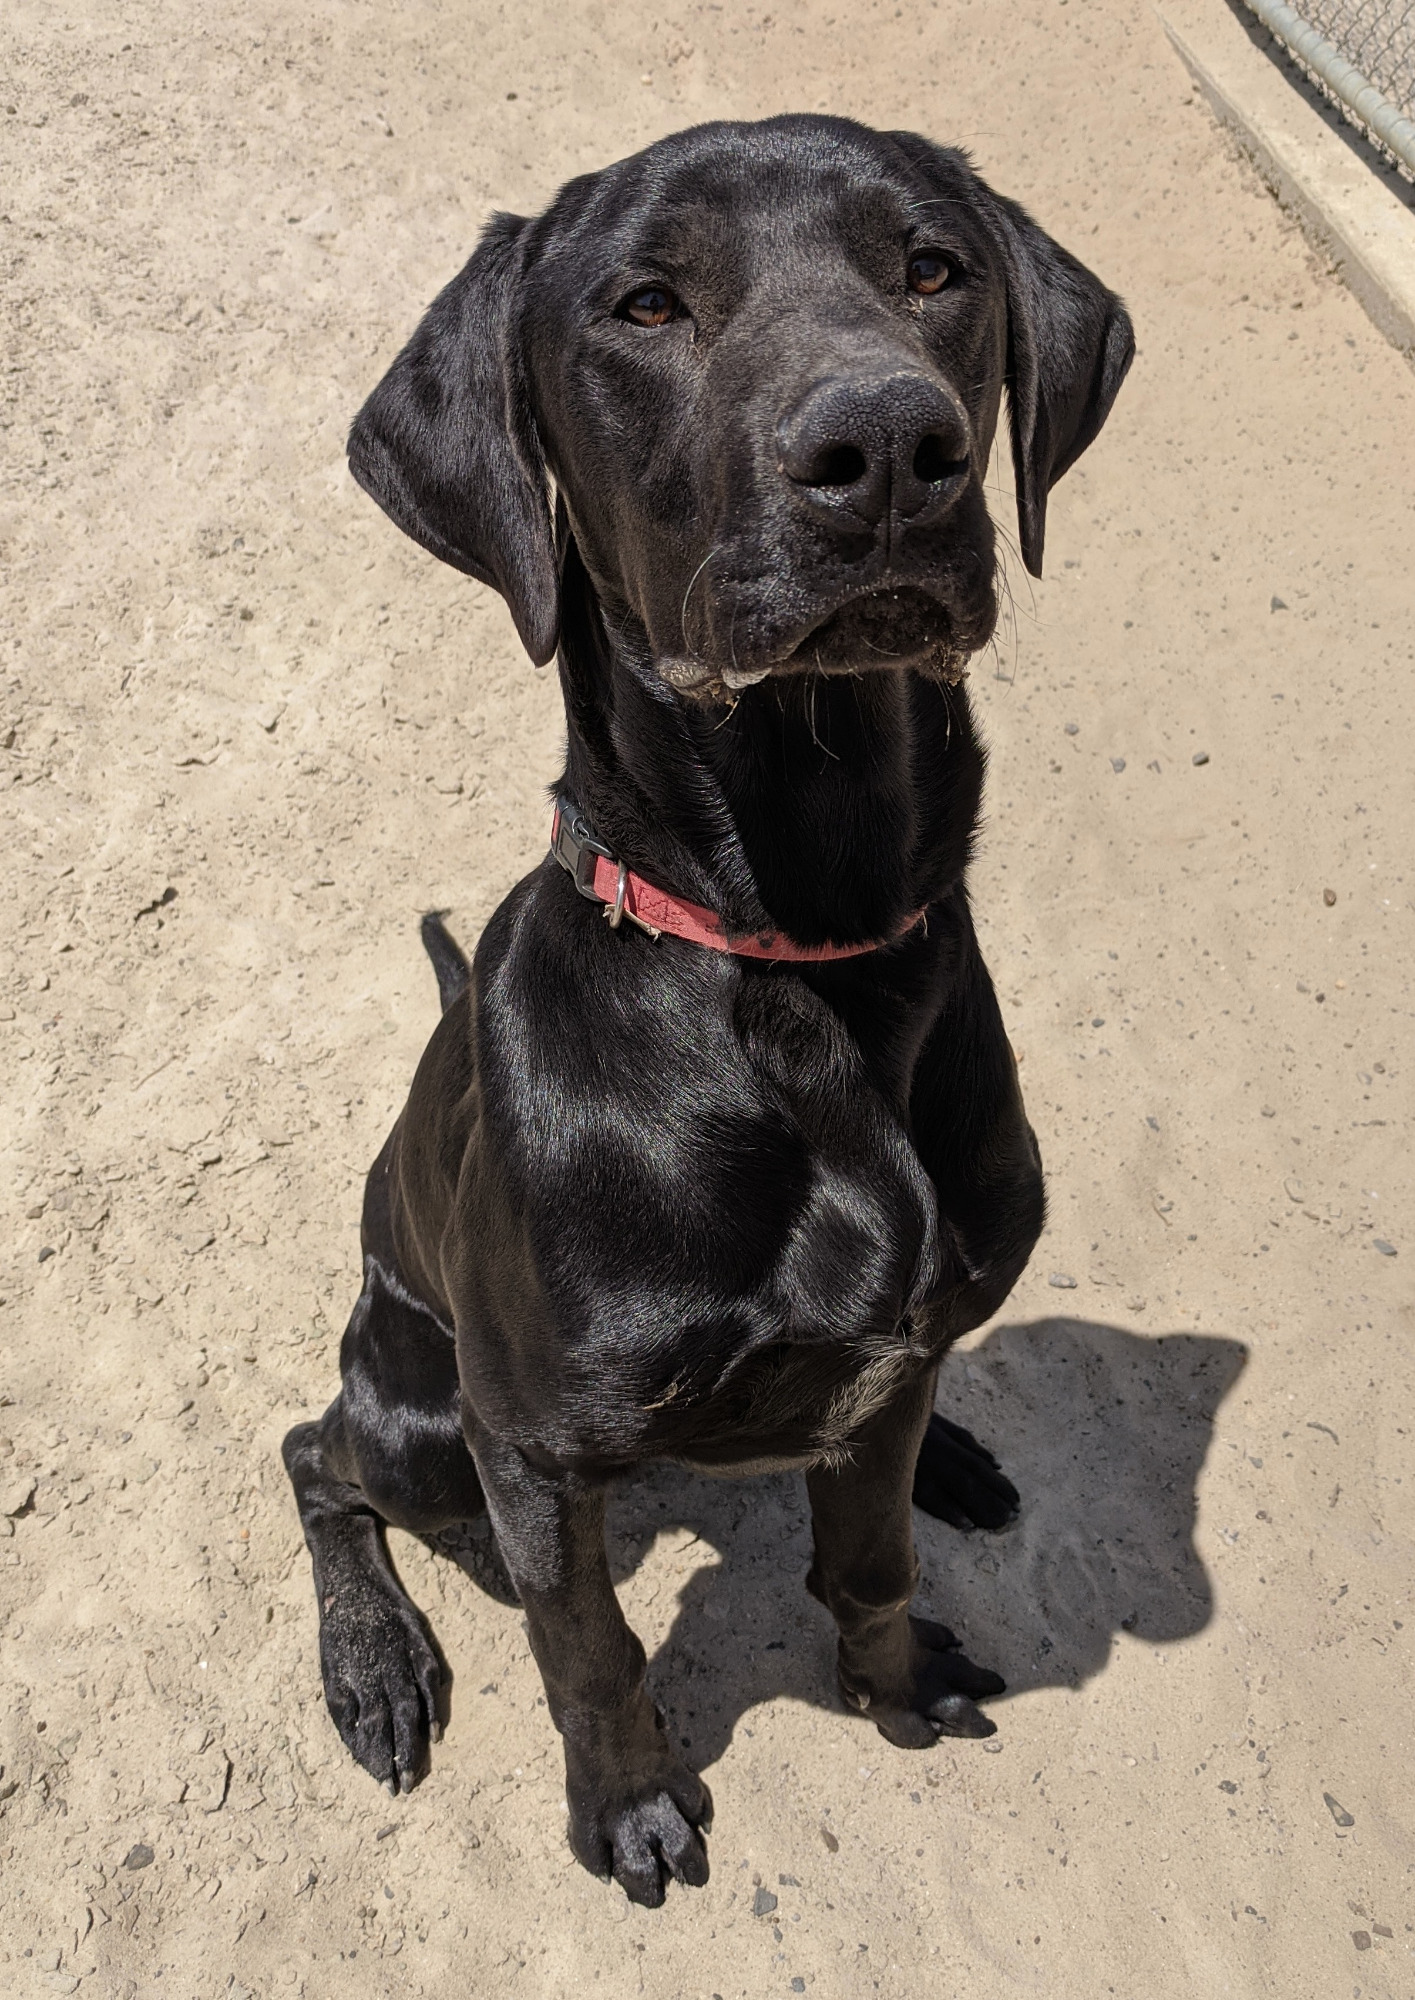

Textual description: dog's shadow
[596,1316,1246,1768]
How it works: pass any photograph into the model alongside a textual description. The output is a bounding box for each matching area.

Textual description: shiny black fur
[284,115,1132,1906]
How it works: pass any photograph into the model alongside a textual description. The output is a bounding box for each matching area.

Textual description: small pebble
[1323,888,1337,906]
[1192,750,1209,766]
[1322,1791,1355,1827]
[1091,1016,1105,1027]
[1373,1240,1397,1257]
[38,1246,56,1263]
[753,1886,778,1918]
[1110,756,1126,773]
[1352,1930,1371,1952]
[1064,722,1079,735]
[1271,595,1287,611]
[820,1826,839,1853]
[1048,1273,1077,1290]
[123,1842,155,1870]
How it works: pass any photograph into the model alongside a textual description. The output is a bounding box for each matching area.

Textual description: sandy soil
[2,1,1412,1994]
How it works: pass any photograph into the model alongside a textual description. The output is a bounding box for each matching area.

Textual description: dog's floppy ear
[348,212,559,665]
[988,189,1135,578]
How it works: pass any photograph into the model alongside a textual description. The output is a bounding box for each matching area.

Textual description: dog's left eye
[907,253,951,296]
[619,285,681,327]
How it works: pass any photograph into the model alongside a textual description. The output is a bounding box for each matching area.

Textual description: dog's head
[349,116,1133,694]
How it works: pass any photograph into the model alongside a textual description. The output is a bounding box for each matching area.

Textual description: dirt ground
[2,0,1412,1994]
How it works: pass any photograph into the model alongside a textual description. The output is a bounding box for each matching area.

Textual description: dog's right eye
[907,252,952,296]
[619,285,681,327]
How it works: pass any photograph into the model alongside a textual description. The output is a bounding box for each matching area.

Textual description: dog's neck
[554,538,987,949]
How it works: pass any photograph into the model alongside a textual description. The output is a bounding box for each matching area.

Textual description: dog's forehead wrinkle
[904,193,998,250]
[543,143,921,276]
[530,121,988,275]
[689,191,907,289]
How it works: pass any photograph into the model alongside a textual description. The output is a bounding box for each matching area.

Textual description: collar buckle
[550,796,613,902]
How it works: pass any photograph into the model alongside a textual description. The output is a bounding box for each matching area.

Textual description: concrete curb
[1156,0,1415,361]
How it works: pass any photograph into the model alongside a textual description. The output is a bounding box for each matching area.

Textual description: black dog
[283,114,1132,1906]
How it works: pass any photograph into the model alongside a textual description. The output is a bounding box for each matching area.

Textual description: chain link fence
[1248,0,1415,180]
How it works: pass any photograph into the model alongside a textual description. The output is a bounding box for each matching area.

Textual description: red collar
[550,797,925,962]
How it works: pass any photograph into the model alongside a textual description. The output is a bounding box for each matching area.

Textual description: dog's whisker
[679,546,719,653]
[988,549,1023,688]
[804,671,840,761]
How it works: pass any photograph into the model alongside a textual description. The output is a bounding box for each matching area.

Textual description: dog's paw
[318,1577,444,1795]
[564,1711,713,1907]
[570,1776,713,1907]
[841,1613,1006,1749]
[912,1411,1020,1531]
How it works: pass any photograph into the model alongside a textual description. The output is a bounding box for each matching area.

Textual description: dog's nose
[778,373,970,530]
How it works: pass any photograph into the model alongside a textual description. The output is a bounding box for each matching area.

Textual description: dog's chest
[463,910,949,1464]
[561,1031,941,1463]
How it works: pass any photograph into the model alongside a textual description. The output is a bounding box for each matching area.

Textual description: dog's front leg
[807,1366,1005,1747]
[471,1431,712,1905]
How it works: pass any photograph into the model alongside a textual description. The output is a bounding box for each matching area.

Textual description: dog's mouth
[778,586,959,677]
[709,585,969,692]
[656,561,999,702]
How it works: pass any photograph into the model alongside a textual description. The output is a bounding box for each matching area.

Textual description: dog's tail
[420,910,471,1014]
